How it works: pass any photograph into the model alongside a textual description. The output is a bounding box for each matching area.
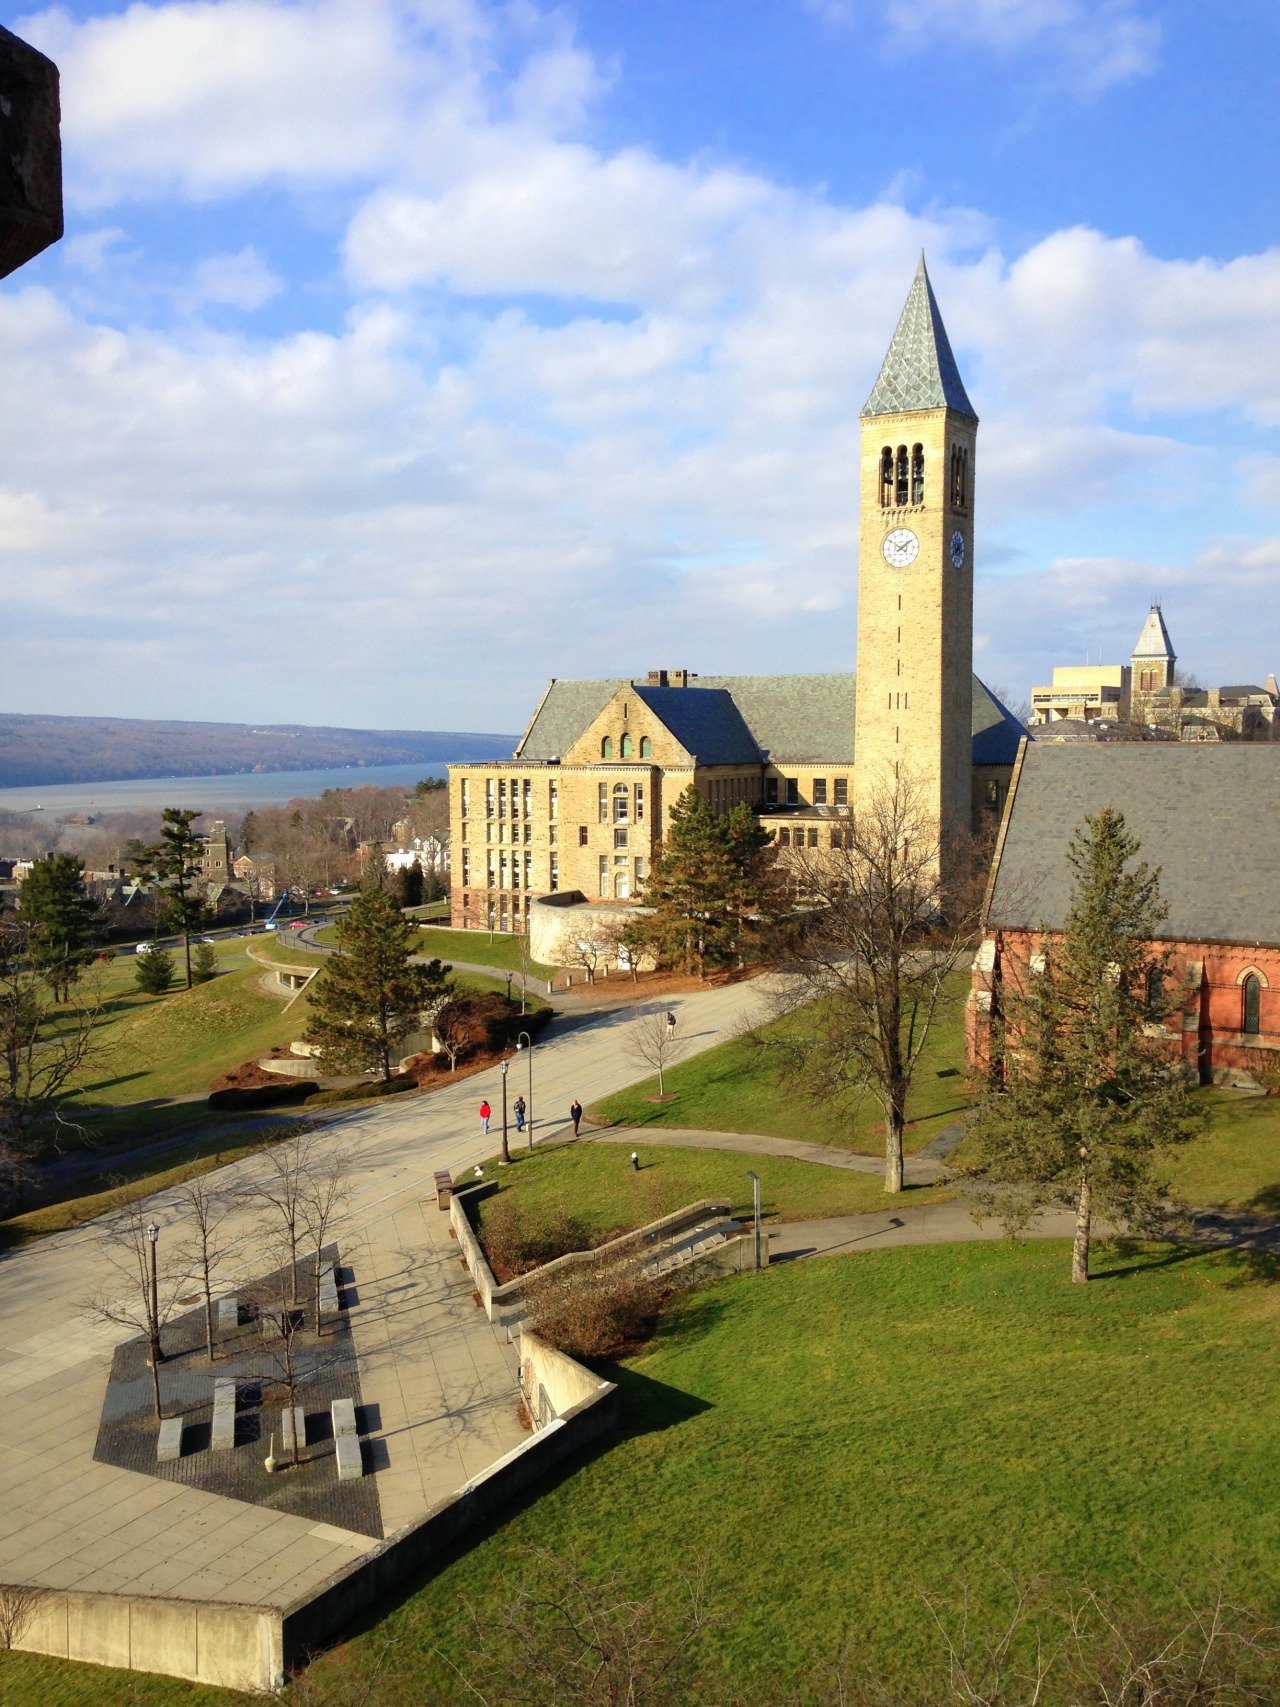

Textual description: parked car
[288,919,307,931]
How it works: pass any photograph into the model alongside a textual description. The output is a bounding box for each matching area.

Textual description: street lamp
[516,1031,534,1153]
[500,1057,511,1165]
[745,1173,762,1272]
[146,1221,163,1367]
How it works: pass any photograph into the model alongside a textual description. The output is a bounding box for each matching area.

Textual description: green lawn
[255,1236,1280,1705]
[1165,1090,1280,1210]
[313,920,554,977]
[592,978,970,1155]
[459,1139,953,1237]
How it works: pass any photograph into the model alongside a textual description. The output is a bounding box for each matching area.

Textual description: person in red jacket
[479,1100,491,1137]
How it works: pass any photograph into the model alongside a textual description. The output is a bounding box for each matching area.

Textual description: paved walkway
[0,975,768,1612]
[580,1122,958,1184]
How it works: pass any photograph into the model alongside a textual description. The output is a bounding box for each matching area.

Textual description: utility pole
[500,1058,510,1166]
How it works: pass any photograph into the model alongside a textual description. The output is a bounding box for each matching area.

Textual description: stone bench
[212,1379,237,1451]
[434,1169,452,1209]
[157,1416,183,1463]
[217,1295,238,1332]
[318,1263,340,1318]
[280,1405,306,1458]
[331,1396,362,1482]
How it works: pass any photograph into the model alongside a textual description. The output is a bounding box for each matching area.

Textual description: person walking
[479,1100,491,1137]
[630,1151,640,1172]
[570,1098,583,1136]
[513,1094,526,1134]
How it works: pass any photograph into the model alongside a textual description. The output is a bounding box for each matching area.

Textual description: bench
[217,1295,238,1332]
[212,1378,237,1451]
[434,1170,452,1210]
[318,1262,340,1318]
[280,1405,306,1458]
[331,1396,362,1482]
[157,1416,183,1463]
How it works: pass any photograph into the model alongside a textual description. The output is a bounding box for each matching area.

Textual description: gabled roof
[630,685,762,765]
[986,744,1280,945]
[513,673,1025,768]
[1131,605,1176,662]
[861,254,977,422]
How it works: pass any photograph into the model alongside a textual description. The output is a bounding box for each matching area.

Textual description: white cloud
[190,247,283,309]
[806,0,1158,91]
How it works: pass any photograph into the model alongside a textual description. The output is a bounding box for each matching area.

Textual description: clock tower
[853,254,977,869]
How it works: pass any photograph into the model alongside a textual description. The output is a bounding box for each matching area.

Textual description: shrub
[307,1076,418,1108]
[521,1254,671,1361]
[207,1080,317,1111]
[134,946,175,995]
[479,1197,590,1283]
[191,941,218,983]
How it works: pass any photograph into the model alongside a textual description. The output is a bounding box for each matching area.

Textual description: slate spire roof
[1131,604,1176,664]
[861,253,977,421]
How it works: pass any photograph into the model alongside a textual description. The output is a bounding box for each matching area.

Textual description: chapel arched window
[1244,975,1262,1035]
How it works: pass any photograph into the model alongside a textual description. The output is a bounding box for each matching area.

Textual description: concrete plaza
[0,979,764,1625]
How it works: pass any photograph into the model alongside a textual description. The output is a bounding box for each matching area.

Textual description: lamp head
[146,1222,159,1243]
[746,1171,759,1184]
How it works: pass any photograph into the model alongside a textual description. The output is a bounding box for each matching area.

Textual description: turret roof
[1131,604,1176,662]
[861,254,977,421]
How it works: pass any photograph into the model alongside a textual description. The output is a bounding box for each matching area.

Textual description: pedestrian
[570,1098,583,1136]
[513,1094,526,1133]
[666,1011,677,1033]
[479,1099,491,1137]
[630,1151,640,1172]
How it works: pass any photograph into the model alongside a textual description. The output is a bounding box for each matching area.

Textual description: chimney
[1207,687,1220,709]
[646,669,669,687]
[670,669,689,688]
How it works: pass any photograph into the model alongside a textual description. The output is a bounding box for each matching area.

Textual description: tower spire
[862,253,977,420]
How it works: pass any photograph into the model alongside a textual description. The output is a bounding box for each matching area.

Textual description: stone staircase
[644,1215,741,1277]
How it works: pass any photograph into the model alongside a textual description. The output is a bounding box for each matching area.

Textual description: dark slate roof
[861,254,977,421]
[631,684,762,764]
[1131,604,1175,662]
[987,744,1280,945]
[515,672,1025,768]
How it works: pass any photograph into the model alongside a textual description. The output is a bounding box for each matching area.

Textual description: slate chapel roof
[513,673,1025,768]
[861,254,978,422]
[986,743,1280,946]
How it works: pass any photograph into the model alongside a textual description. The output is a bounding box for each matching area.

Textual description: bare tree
[565,926,612,985]
[0,922,107,1209]
[626,1010,687,1097]
[763,776,987,1193]
[174,1175,237,1363]
[433,999,470,1072]
[253,1277,307,1468]
[83,1204,191,1422]
[300,1148,351,1336]
[0,1583,44,1652]
[450,1548,714,1707]
[247,1129,317,1305]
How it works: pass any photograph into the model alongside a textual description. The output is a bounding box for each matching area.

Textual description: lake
[0,762,453,818]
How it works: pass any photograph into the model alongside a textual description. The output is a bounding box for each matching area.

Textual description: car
[135,941,154,955]
[288,919,307,931]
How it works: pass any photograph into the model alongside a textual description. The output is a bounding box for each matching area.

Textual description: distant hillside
[0,714,517,788]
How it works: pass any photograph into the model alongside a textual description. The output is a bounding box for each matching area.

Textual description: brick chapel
[447,257,1023,942]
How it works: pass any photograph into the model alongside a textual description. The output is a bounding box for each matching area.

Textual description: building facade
[1031,665,1130,725]
[448,259,1025,936]
[969,743,1280,1088]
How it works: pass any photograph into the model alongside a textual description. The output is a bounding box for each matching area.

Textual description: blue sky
[3,0,1279,732]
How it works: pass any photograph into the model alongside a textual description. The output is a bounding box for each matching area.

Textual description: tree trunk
[1072,1170,1092,1284]
[884,1111,904,1194]
[203,1283,215,1363]
[182,928,192,990]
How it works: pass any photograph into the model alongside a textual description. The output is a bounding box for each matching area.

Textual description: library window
[812,779,828,805]
[834,777,848,805]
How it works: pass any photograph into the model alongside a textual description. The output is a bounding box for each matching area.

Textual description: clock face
[882,528,919,569]
[950,530,965,569]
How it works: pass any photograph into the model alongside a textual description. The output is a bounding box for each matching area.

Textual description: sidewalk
[580,1122,956,1184]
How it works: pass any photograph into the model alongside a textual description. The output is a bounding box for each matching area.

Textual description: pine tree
[138,808,211,990]
[18,854,100,1002]
[963,807,1205,1282]
[135,946,176,995]
[304,881,452,1082]
[638,787,779,978]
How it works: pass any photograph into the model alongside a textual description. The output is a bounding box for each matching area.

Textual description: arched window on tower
[1243,975,1262,1035]
[880,446,893,507]
[911,444,924,505]
[895,445,909,506]
[950,446,968,509]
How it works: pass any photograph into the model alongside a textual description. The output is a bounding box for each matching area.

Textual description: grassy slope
[461,1140,953,1236]
[273,1238,1280,1704]
[313,920,555,977]
[1165,1091,1280,1210]
[593,977,970,1155]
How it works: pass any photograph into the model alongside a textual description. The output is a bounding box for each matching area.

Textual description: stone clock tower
[853,254,978,867]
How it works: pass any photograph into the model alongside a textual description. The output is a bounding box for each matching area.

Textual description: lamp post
[146,1220,163,1419]
[500,1058,510,1166]
[745,1172,762,1272]
[516,1031,534,1153]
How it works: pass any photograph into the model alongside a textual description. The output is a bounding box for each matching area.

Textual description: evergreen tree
[138,808,211,990]
[191,941,218,983]
[962,808,1205,1282]
[304,881,452,1081]
[18,854,100,1002]
[135,946,176,995]
[399,859,425,909]
[638,787,779,978]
